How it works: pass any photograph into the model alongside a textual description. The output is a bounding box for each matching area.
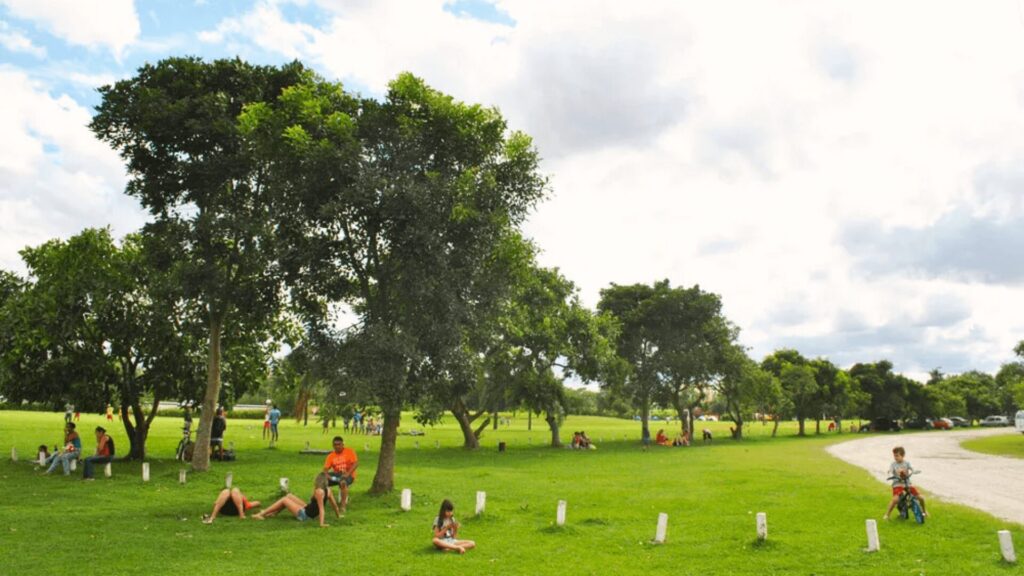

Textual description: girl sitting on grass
[253,473,333,527]
[432,499,475,554]
[202,487,261,523]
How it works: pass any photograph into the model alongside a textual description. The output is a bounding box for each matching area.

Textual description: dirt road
[827,427,1024,525]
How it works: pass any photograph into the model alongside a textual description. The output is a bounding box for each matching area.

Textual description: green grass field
[962,431,1024,459]
[1,411,1020,575]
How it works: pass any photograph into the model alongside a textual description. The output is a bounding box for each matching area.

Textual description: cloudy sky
[2,0,1024,380]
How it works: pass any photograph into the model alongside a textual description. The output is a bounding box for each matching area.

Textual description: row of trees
[2,57,1022,495]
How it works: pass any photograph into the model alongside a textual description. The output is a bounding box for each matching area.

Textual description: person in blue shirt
[44,422,82,475]
[269,405,282,444]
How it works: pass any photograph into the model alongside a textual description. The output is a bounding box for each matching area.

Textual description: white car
[1015,410,1024,434]
[981,415,1010,427]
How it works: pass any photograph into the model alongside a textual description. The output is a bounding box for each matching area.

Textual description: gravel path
[827,427,1024,526]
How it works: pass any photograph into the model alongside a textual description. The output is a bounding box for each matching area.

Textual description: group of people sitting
[203,435,358,528]
[570,431,596,450]
[654,428,692,447]
[39,422,116,480]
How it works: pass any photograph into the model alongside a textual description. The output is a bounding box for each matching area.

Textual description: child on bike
[884,445,927,520]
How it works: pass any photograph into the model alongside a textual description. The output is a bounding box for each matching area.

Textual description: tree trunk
[733,420,744,440]
[836,418,843,434]
[121,402,149,461]
[473,417,491,439]
[798,418,806,436]
[192,316,222,472]
[492,412,499,430]
[369,408,400,494]
[527,410,532,431]
[771,415,780,437]
[640,395,651,442]
[815,418,821,435]
[451,400,480,449]
[545,410,562,448]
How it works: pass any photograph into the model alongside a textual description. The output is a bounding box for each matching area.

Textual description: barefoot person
[202,487,261,523]
[432,499,475,554]
[253,473,333,527]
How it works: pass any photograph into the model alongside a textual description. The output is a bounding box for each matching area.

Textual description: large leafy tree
[848,360,918,421]
[0,229,206,459]
[482,265,623,448]
[90,57,306,471]
[598,280,731,441]
[717,347,774,439]
[761,349,819,436]
[243,73,546,492]
[930,371,1001,423]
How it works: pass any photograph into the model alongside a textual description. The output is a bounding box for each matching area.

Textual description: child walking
[432,499,476,554]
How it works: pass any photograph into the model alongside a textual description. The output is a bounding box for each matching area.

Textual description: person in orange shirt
[322,436,358,514]
[655,429,670,446]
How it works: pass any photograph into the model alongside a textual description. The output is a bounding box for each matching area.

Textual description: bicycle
[887,470,925,524]
[175,424,194,462]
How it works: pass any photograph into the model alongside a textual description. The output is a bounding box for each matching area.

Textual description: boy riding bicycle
[884,446,928,520]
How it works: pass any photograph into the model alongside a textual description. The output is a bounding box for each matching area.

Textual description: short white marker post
[654,513,668,544]
[179,469,187,484]
[435,440,440,449]
[10,447,17,462]
[225,472,233,489]
[400,488,412,511]
[476,491,486,516]
[866,519,880,552]
[304,441,310,451]
[38,451,47,465]
[364,443,369,451]
[756,512,768,541]
[415,440,419,450]
[279,477,289,492]
[70,459,77,472]
[142,462,150,482]
[998,530,1017,563]
[556,500,567,526]
[104,462,112,478]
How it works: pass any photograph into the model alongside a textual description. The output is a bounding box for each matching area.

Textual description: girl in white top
[432,499,476,554]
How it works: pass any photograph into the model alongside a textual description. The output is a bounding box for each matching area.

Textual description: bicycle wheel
[898,496,909,520]
[910,498,925,524]
[175,439,186,461]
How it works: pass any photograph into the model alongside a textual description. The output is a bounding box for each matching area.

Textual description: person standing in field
[262,404,271,440]
[268,405,281,445]
[64,404,73,424]
[105,404,114,422]
[322,436,358,514]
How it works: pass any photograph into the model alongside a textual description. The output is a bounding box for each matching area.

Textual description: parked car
[859,418,901,432]
[1016,410,1024,434]
[980,415,1010,427]
[903,418,929,430]
[947,416,970,428]
[932,418,953,430]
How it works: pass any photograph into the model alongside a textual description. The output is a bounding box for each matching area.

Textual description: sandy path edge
[826,427,1024,526]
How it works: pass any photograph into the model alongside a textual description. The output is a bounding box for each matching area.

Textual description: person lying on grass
[432,499,475,554]
[203,487,262,524]
[253,473,334,527]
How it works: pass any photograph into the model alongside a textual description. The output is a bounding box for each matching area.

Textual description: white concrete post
[38,451,47,465]
[998,530,1017,563]
[279,477,289,492]
[756,512,767,541]
[866,519,880,552]
[142,462,150,482]
[475,491,486,516]
[225,472,233,489]
[415,441,419,449]
[10,447,17,462]
[654,513,668,544]
[104,462,112,478]
[435,440,440,449]
[179,469,187,484]
[70,458,77,472]
[556,500,567,526]
[400,488,412,511]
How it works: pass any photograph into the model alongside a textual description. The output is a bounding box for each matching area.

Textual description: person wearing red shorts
[884,445,927,519]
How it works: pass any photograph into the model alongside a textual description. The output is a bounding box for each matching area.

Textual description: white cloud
[0,67,147,274]
[0,0,139,57]
[0,19,44,57]
[160,1,1024,374]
